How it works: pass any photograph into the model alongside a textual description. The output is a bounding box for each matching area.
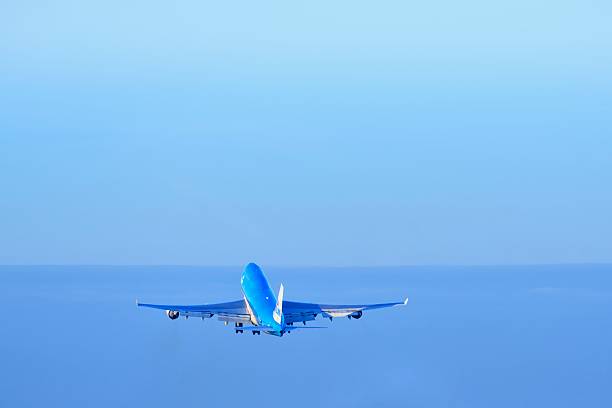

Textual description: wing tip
[403,297,409,305]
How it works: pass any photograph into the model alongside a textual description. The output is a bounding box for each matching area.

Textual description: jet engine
[166,310,180,320]
[349,311,363,319]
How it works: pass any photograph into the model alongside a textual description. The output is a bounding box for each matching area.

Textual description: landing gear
[252,330,260,335]
[235,322,243,334]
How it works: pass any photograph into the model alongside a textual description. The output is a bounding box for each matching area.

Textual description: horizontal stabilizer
[238,325,327,332]
[239,326,276,331]
[284,326,327,331]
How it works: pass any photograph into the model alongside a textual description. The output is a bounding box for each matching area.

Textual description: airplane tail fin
[273,284,284,324]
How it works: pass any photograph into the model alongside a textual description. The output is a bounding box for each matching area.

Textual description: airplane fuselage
[241,263,285,336]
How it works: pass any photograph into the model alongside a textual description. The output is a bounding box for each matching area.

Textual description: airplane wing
[137,299,251,323]
[282,298,408,324]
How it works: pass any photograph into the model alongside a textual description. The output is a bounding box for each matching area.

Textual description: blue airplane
[137,263,408,336]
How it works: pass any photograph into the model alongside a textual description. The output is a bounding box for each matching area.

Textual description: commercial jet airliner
[137,263,408,336]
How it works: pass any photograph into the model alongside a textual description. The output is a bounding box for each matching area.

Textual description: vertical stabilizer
[273,284,284,324]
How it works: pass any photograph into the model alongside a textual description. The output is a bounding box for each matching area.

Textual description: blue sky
[1,0,611,265]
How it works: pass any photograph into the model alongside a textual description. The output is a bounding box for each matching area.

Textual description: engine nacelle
[350,311,363,319]
[166,310,180,320]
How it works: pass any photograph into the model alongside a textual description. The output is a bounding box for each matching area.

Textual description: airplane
[137,262,408,336]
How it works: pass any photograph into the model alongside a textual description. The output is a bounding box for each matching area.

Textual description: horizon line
[0,262,611,268]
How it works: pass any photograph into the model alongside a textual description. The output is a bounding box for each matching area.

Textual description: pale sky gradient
[1,0,611,265]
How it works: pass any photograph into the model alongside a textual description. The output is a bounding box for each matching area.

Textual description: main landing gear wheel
[235,322,244,334]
